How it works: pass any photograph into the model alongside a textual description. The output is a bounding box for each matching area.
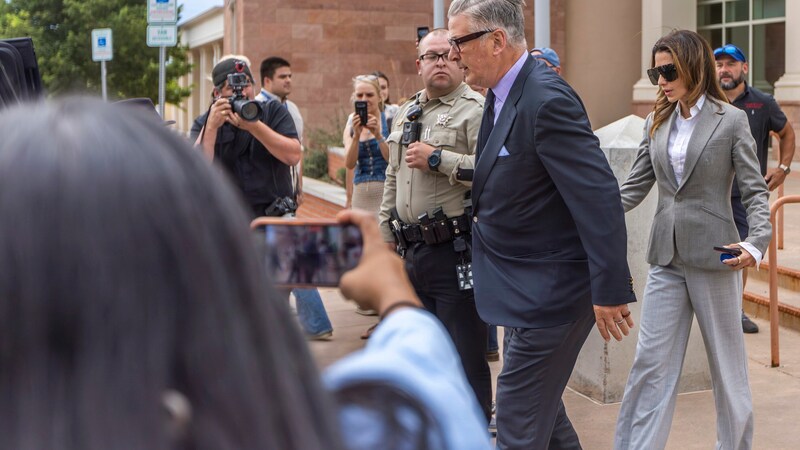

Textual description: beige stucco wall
[563,0,642,129]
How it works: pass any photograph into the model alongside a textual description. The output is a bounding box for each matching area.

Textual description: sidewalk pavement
[305,172,800,449]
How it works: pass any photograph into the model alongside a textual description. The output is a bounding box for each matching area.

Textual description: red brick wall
[224,0,553,145]
[328,150,345,181]
[296,194,344,219]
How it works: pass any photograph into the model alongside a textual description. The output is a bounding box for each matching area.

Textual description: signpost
[147,0,177,119]
[91,28,113,101]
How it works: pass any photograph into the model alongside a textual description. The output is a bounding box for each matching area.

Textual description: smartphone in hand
[417,26,430,41]
[354,101,368,126]
[252,218,363,288]
[713,245,742,262]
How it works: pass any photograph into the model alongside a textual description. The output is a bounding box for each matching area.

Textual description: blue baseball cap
[714,44,747,62]
[531,47,561,68]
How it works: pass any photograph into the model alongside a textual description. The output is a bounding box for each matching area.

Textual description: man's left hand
[405,142,436,171]
[765,167,787,191]
[593,304,634,342]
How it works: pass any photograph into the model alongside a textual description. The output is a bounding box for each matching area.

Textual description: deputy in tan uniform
[378,28,491,422]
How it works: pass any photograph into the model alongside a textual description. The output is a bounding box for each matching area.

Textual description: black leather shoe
[742,312,759,334]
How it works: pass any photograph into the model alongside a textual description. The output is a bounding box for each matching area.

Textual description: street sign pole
[92,28,113,100]
[101,60,108,101]
[148,0,177,117]
[158,46,166,118]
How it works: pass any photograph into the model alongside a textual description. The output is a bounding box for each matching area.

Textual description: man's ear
[491,29,507,56]
[742,62,749,76]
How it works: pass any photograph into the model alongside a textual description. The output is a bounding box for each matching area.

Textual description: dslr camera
[400,104,423,146]
[264,196,298,217]
[226,63,262,122]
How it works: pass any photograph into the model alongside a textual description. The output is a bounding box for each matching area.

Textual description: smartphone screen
[254,221,363,288]
[417,26,430,41]
[354,100,368,125]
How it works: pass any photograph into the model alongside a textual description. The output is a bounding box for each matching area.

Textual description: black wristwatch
[428,149,442,172]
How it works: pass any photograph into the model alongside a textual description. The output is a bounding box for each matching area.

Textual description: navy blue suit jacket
[472,56,636,328]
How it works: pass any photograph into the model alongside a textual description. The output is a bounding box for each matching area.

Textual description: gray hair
[448,0,528,49]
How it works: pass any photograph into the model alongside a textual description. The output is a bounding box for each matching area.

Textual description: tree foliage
[0,0,192,104]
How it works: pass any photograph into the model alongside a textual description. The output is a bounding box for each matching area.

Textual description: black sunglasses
[448,29,496,53]
[647,63,678,85]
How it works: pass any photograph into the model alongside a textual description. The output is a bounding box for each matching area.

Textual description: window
[697,0,785,93]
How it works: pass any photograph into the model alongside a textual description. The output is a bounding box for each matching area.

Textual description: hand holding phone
[354,101,368,127]
[252,218,363,288]
[713,245,742,262]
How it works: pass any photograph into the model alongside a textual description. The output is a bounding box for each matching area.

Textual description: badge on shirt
[436,113,451,127]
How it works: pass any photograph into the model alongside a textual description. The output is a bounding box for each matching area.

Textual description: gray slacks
[496,310,595,450]
[614,260,753,450]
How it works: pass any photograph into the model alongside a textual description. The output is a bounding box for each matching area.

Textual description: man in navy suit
[448,1,636,448]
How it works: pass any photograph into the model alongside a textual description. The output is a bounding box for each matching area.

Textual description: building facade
[168,0,798,158]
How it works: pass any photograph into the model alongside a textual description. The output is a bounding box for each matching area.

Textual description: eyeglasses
[419,52,451,64]
[447,29,496,54]
[713,44,747,63]
[646,63,678,85]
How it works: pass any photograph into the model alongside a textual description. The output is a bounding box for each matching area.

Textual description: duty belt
[399,213,471,245]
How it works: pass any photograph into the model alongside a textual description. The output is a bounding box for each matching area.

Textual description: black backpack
[0,37,43,108]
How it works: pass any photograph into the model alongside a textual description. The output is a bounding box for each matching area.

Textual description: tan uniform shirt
[379,83,484,242]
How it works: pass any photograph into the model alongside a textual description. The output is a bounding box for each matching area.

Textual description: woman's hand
[364,114,380,137]
[722,244,755,270]
[337,209,421,315]
[351,112,364,136]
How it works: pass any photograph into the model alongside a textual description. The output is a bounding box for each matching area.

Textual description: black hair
[0,97,345,450]
[260,56,291,83]
[332,381,445,450]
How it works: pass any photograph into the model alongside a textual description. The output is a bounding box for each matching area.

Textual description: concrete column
[534,0,550,48]
[631,0,696,118]
[433,0,445,28]
[774,0,800,159]
[568,115,712,403]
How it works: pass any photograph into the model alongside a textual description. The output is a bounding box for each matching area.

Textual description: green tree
[0,0,191,104]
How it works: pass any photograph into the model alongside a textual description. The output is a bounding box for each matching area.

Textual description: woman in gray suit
[614,30,771,450]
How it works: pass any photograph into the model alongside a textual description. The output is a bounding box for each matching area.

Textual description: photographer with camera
[191,56,301,218]
[378,29,491,423]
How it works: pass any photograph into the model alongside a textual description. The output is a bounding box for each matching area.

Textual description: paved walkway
[305,171,800,449]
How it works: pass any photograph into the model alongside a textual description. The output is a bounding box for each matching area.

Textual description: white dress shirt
[668,95,705,185]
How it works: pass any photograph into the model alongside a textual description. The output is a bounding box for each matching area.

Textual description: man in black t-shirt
[191,56,301,217]
[715,44,796,334]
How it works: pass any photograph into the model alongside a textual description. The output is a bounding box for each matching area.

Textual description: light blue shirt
[323,308,491,450]
[490,51,528,126]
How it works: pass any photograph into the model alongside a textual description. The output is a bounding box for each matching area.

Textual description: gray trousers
[496,311,595,450]
[614,260,753,450]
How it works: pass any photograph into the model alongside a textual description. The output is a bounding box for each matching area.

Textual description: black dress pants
[404,240,492,422]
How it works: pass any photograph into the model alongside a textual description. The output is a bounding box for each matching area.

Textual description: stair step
[743,275,800,331]
[749,260,800,292]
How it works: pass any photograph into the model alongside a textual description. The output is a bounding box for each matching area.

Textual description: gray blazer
[621,98,771,270]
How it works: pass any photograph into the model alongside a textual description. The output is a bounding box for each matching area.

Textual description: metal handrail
[776,183,785,249]
[768,195,800,367]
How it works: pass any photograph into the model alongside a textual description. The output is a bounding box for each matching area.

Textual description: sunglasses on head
[647,63,678,85]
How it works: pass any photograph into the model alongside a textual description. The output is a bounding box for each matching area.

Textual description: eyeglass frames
[418,52,451,64]
[447,29,496,54]
[647,63,678,85]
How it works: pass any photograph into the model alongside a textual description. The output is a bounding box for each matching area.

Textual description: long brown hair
[649,30,728,137]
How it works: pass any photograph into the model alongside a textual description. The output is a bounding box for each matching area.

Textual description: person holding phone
[615,30,771,450]
[0,97,492,450]
[343,74,389,213]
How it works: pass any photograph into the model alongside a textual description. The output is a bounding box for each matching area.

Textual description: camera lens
[240,101,261,121]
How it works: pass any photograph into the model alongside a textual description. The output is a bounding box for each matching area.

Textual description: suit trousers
[614,259,752,450]
[404,240,493,422]
[496,310,595,450]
